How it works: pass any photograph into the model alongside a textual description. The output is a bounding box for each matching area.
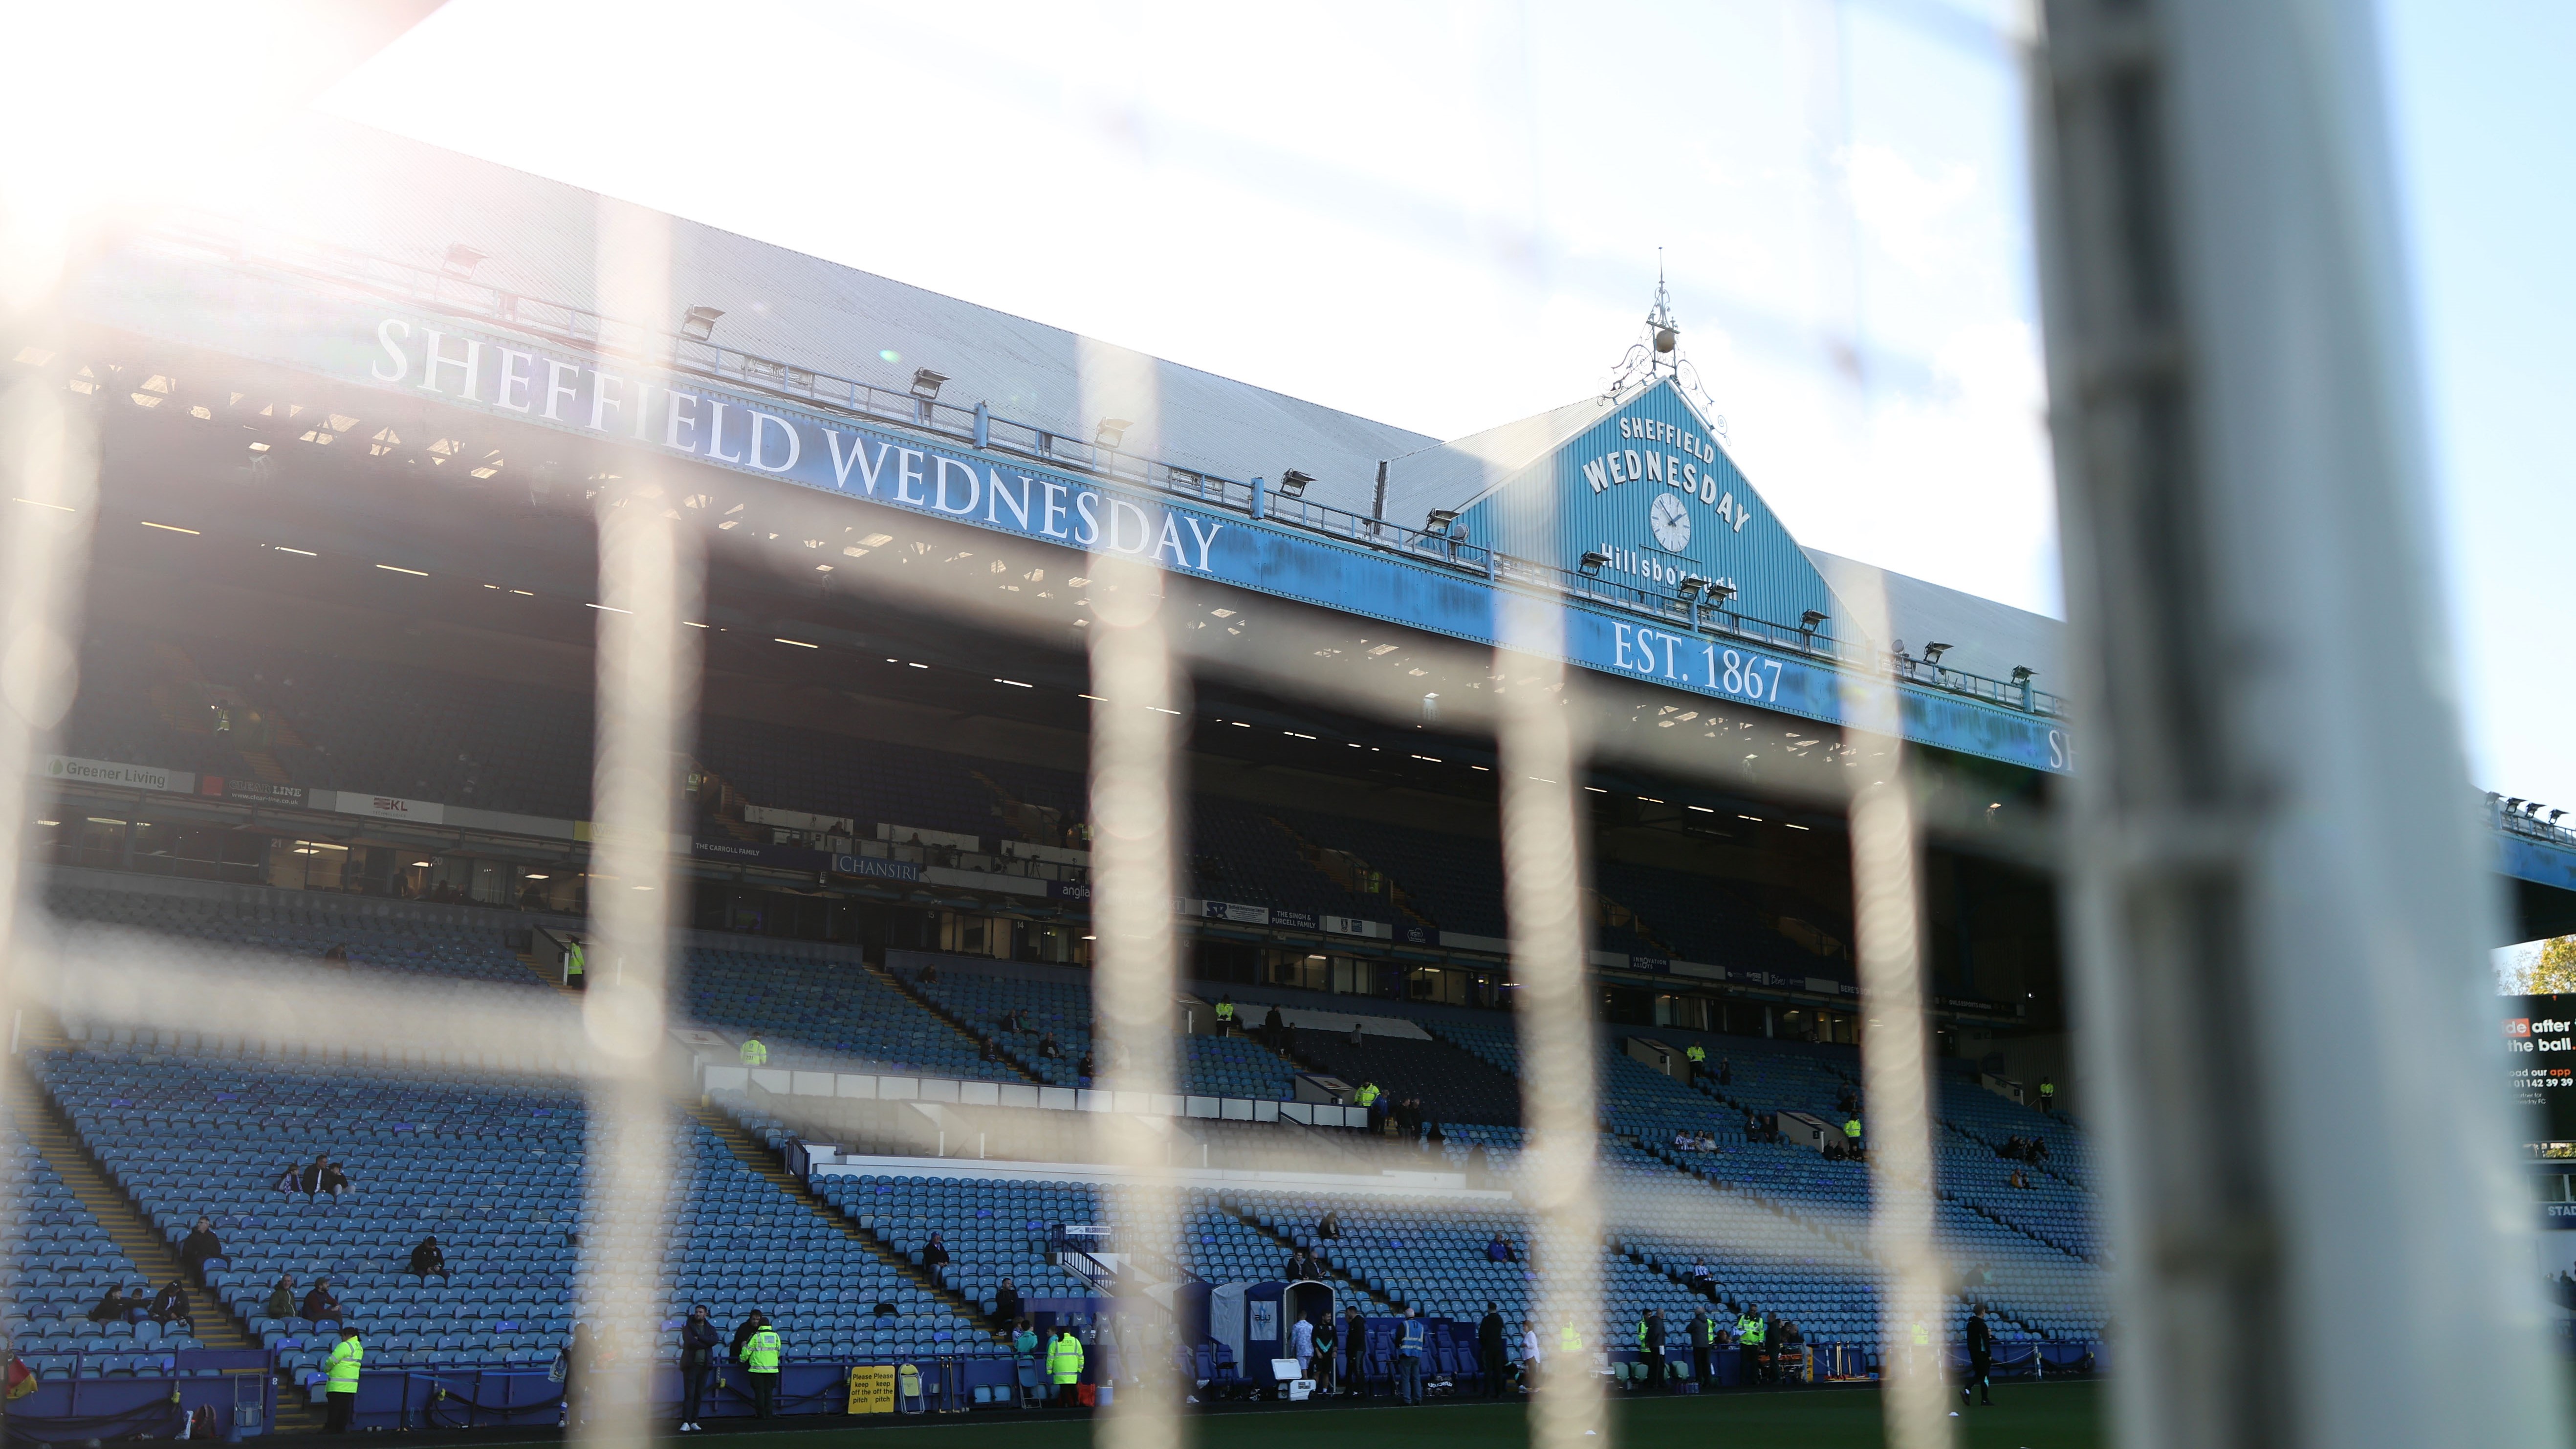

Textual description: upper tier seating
[892,960,1302,1099]
[1282,1028,1523,1126]
[685,948,1019,1082]
[42,884,531,988]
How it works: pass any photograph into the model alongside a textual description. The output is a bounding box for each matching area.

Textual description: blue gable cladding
[1459,379,1840,638]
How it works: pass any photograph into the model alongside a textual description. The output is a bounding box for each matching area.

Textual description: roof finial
[1608,253,1719,431]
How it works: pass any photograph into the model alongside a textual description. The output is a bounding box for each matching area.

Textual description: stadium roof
[194,115,2064,683]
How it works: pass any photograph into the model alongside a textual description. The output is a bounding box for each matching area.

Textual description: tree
[2536,939,2576,993]
[2511,938,2576,994]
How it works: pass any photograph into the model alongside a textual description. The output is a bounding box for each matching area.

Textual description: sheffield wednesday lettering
[1579,413,1753,534]
[369,318,1227,572]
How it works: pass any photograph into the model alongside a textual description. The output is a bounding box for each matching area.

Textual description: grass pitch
[661,1381,2102,1449]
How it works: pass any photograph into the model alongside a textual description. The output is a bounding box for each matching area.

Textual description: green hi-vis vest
[325,1337,363,1390]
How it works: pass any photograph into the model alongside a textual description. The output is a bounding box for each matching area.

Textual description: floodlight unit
[1276,469,1313,501]
[1577,550,1608,579]
[907,369,948,424]
[1678,575,1708,628]
[1423,508,1459,536]
[678,306,724,341]
[1094,418,1132,450]
[2034,3,2555,1449]
[1920,642,1951,666]
[1700,580,1741,632]
[439,244,485,280]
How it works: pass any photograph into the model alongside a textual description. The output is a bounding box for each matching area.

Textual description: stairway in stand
[7,1044,323,1431]
[689,1104,1009,1341]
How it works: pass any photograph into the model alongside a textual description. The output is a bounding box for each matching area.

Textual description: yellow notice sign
[847,1365,897,1414]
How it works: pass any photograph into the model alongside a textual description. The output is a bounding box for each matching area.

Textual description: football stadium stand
[6,872,2108,1427]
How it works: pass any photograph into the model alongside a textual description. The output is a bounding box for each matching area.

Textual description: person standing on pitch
[739,1315,782,1418]
[323,1324,363,1431]
[677,1304,720,1431]
[1637,1308,1667,1391]
[1048,1325,1085,1406]
[1396,1307,1427,1404]
[1961,1306,1993,1407]
[1734,1307,1767,1383]
[1689,1303,1715,1385]
[1479,1301,1508,1399]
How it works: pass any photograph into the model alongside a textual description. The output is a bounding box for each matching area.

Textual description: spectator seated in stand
[302,1279,344,1322]
[148,1279,194,1331]
[921,1233,951,1269]
[300,1154,350,1201]
[87,1286,134,1323]
[408,1234,450,1280]
[262,1274,297,1320]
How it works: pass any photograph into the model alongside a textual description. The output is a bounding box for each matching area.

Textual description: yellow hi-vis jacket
[740,1326,781,1371]
[740,1038,769,1067]
[1048,1333,1085,1384]
[326,1335,363,1390]
[1559,1323,1584,1352]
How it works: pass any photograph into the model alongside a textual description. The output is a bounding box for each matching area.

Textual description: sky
[8,1,2559,822]
[300,0,2058,616]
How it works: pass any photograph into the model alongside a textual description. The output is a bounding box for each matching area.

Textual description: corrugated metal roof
[210,116,1440,513]
[196,116,2064,678]
[1804,549,2063,687]
[1376,390,1627,529]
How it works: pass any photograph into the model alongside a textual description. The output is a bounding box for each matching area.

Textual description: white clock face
[1649,491,1692,552]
